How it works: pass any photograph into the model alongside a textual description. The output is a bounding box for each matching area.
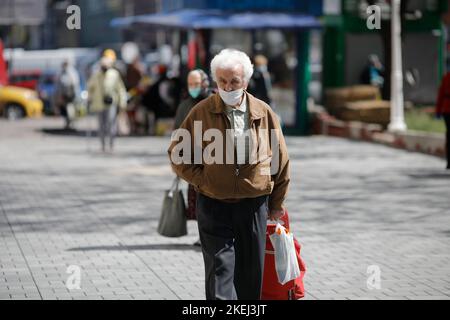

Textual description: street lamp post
[388,0,407,132]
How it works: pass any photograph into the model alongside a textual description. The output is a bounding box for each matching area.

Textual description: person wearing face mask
[248,54,272,105]
[173,69,211,246]
[87,51,127,152]
[173,69,210,130]
[168,49,290,300]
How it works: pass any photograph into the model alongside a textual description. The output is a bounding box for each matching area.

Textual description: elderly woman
[168,49,290,300]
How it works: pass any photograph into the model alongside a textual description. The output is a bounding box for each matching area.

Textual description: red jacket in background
[436,72,450,115]
[0,40,8,86]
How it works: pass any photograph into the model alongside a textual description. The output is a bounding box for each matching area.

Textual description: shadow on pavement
[67,243,202,252]
[404,168,450,179]
[39,128,161,138]
[39,128,99,137]
[404,171,450,179]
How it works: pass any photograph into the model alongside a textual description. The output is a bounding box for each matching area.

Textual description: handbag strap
[172,176,180,191]
[168,176,180,197]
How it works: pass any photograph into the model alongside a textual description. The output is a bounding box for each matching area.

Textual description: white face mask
[257,65,268,73]
[218,88,243,106]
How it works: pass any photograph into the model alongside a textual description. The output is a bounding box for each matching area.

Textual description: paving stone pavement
[0,117,449,300]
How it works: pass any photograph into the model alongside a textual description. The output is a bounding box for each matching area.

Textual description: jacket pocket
[198,165,236,198]
[239,159,272,195]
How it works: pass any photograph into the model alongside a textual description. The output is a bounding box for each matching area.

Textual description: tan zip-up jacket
[167,91,290,211]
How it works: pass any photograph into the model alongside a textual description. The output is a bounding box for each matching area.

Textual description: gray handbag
[157,177,187,237]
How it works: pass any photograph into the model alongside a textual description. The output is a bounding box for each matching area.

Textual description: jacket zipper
[222,113,239,198]
[223,113,258,198]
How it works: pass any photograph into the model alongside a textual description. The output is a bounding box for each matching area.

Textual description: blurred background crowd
[0,0,449,137]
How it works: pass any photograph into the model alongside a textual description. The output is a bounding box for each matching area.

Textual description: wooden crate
[325,85,381,117]
[341,100,391,127]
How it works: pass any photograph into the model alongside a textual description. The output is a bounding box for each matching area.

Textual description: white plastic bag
[269,223,301,285]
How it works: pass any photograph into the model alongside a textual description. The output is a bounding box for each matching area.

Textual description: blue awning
[111,9,321,30]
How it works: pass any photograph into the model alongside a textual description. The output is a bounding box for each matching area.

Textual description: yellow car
[0,85,43,120]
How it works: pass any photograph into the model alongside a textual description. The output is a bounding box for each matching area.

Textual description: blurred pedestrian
[173,69,211,247]
[168,49,290,300]
[360,54,385,90]
[436,72,450,169]
[125,57,144,91]
[55,61,80,129]
[87,54,127,153]
[248,54,272,104]
[174,69,210,129]
[141,64,179,123]
[124,57,145,135]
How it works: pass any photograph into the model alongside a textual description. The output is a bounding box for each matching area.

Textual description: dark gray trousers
[98,105,117,151]
[196,193,268,300]
[444,114,450,168]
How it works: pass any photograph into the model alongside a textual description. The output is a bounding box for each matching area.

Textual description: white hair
[188,69,210,87]
[210,49,254,83]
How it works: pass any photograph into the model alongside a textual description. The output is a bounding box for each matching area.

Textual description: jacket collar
[209,90,266,120]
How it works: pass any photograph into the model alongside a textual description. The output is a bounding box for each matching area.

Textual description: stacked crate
[325,85,390,128]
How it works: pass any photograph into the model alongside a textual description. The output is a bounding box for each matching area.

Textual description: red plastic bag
[262,210,306,300]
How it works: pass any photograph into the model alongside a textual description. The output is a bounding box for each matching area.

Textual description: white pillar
[388,0,407,132]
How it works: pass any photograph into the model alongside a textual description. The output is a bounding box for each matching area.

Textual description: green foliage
[405,109,446,134]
